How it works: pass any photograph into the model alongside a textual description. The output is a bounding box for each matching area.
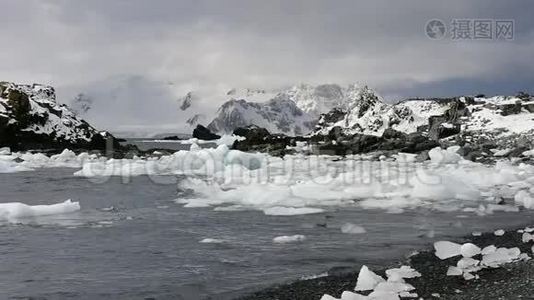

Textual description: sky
[1,0,533,134]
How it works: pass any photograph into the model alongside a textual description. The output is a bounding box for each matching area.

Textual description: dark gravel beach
[238,226,534,300]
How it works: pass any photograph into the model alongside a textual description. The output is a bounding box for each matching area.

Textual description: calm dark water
[1,168,534,300]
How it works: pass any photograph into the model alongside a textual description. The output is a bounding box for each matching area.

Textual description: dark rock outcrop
[0,82,121,151]
[232,125,300,156]
[192,125,221,140]
[499,101,523,116]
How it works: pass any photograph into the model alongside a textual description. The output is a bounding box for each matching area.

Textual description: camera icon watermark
[425,18,514,41]
[425,19,447,40]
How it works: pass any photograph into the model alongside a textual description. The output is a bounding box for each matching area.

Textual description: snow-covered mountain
[204,84,382,135]
[207,97,316,135]
[204,83,534,140]
[0,82,113,150]
[278,83,348,117]
[315,93,534,138]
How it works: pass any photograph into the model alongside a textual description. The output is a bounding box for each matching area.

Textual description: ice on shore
[514,190,534,209]
[494,229,505,236]
[460,243,481,258]
[385,266,421,281]
[273,234,306,243]
[481,247,521,267]
[0,199,80,221]
[434,241,462,260]
[446,266,463,276]
[355,265,385,291]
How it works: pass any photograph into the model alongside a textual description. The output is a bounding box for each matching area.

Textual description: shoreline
[237,225,534,300]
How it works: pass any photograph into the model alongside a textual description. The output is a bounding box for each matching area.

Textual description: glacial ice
[0,148,100,173]
[0,199,80,221]
[4,145,534,218]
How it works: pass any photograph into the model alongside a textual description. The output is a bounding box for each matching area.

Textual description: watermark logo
[425,19,446,40]
[425,18,514,41]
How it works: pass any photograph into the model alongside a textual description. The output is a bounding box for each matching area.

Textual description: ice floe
[0,199,80,221]
[273,235,306,243]
[5,144,534,218]
[263,206,324,216]
[341,223,367,234]
[199,238,225,244]
[167,146,534,215]
[0,148,100,173]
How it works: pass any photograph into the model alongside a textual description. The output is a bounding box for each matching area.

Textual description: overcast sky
[1,0,533,133]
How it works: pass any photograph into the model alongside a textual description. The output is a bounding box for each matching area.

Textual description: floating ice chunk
[341,223,367,234]
[514,190,534,209]
[199,238,225,244]
[446,266,463,276]
[522,149,534,157]
[355,265,385,291]
[385,266,421,282]
[273,235,306,243]
[263,206,324,216]
[0,147,10,155]
[0,159,33,173]
[428,146,462,164]
[0,199,80,221]
[472,231,482,237]
[460,243,481,258]
[434,241,462,260]
[494,229,505,236]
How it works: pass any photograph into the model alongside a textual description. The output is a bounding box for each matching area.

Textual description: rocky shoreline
[237,225,534,300]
